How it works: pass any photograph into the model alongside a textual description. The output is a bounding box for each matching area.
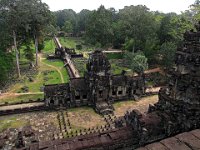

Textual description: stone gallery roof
[70,77,88,91]
[44,83,69,95]
[136,129,200,150]
[29,127,133,150]
[112,75,127,86]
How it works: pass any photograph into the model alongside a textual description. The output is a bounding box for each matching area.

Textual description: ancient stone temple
[13,23,200,150]
[123,22,200,143]
[44,50,145,114]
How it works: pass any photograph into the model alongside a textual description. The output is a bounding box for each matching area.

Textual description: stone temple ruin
[121,21,200,143]
[21,22,200,150]
[3,22,200,150]
[44,50,145,114]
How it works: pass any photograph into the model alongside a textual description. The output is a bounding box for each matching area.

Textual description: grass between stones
[0,115,29,132]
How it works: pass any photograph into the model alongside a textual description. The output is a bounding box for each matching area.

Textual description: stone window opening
[83,94,87,99]
[118,90,123,95]
[112,89,116,96]
[59,99,63,104]
[75,95,80,100]
[126,89,129,94]
[67,97,70,101]
[50,100,54,104]
[133,90,136,94]
[99,90,103,98]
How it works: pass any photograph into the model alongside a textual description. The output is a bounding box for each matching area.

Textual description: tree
[44,24,57,38]
[85,5,114,47]
[0,51,13,86]
[77,9,91,33]
[124,51,148,74]
[189,0,200,21]
[0,0,25,77]
[0,0,52,77]
[24,0,52,66]
[118,5,158,51]
[62,21,73,33]
[158,13,193,44]
[54,9,77,33]
[159,42,177,68]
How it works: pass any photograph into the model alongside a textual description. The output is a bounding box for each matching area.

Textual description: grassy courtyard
[0,39,69,104]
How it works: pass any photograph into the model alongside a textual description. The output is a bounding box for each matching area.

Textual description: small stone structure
[44,50,145,114]
[48,37,83,60]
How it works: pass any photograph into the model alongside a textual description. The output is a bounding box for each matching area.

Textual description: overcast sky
[42,0,194,14]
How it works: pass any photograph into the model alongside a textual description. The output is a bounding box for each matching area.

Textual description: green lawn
[111,64,130,75]
[9,62,64,93]
[0,115,29,132]
[59,37,94,53]
[59,37,77,48]
[7,39,68,96]
[43,59,69,83]
[43,39,56,54]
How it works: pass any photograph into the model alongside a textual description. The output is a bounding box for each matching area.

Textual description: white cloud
[42,0,194,13]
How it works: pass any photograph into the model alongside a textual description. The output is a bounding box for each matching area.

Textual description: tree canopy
[124,51,148,74]
[1,1,200,85]
[0,0,52,84]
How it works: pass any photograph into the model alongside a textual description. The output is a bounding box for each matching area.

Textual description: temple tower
[155,22,200,132]
[85,50,114,114]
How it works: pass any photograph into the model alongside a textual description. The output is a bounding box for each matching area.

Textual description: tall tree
[189,0,200,21]
[0,0,25,77]
[77,9,91,33]
[54,9,77,33]
[118,5,158,51]
[62,21,73,33]
[25,0,52,66]
[85,5,114,47]
[158,13,192,44]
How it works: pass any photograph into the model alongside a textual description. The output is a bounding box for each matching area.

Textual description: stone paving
[136,129,200,150]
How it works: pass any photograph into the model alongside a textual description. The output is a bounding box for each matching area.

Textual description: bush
[106,53,123,59]
[76,44,82,50]
[124,51,148,74]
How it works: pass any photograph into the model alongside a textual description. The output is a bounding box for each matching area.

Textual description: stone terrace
[136,129,200,150]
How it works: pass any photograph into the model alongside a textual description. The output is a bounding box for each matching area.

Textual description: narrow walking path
[0,92,43,101]
[0,102,44,111]
[39,54,65,83]
[114,95,159,117]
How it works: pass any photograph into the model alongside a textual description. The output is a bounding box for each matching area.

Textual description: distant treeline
[52,1,199,65]
[0,0,200,86]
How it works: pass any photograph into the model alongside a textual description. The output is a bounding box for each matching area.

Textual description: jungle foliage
[1,0,200,84]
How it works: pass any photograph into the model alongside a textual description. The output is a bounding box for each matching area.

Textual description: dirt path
[146,87,160,93]
[39,54,64,83]
[0,92,43,101]
[144,67,166,75]
[114,95,159,117]
[0,102,44,111]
